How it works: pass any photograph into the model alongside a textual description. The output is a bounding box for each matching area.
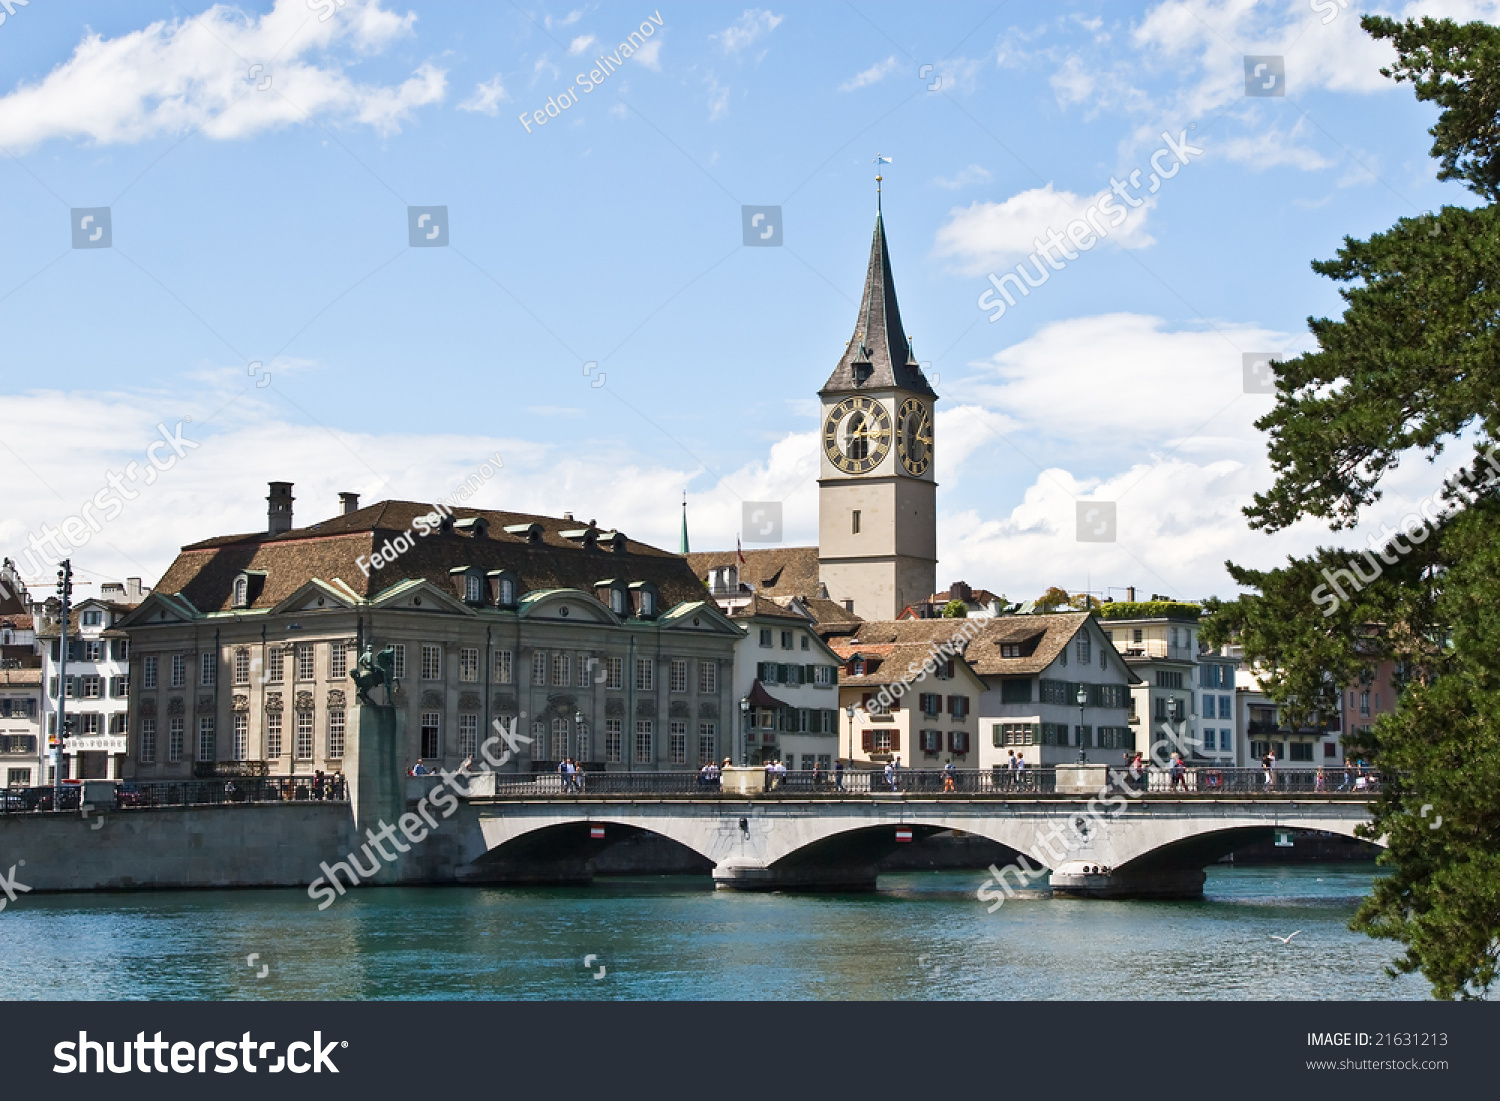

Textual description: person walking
[1169,753,1187,792]
[943,760,956,793]
[891,755,902,792]
[883,759,895,792]
[834,758,845,792]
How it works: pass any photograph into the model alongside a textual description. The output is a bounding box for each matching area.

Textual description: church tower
[817,194,937,620]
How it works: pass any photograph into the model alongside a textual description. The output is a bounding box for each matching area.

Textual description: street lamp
[574,709,586,763]
[738,695,750,767]
[845,704,856,768]
[1076,684,1089,764]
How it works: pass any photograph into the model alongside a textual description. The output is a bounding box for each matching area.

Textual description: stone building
[118,488,741,779]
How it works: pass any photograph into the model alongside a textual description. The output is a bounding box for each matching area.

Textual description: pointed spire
[820,192,936,398]
[679,493,690,555]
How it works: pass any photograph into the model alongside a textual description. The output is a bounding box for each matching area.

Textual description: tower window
[851,510,861,534]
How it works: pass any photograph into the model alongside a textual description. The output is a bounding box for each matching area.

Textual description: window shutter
[51,640,60,661]
[48,677,57,699]
[890,730,900,752]
[946,730,955,752]
[804,663,815,683]
[862,729,873,752]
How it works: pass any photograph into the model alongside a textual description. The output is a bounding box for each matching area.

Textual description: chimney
[951,580,972,603]
[1126,586,1136,602]
[563,512,574,522]
[267,482,294,535]
[339,492,360,516]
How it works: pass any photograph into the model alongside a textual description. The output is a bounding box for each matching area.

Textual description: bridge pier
[1049,861,1206,900]
[712,858,879,893]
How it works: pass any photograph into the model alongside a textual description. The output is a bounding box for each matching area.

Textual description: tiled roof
[843,613,1113,678]
[728,593,811,622]
[796,596,864,631]
[830,641,978,688]
[152,500,709,614]
[685,547,822,597]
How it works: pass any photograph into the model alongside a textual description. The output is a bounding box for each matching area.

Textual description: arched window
[464,574,482,603]
[639,590,655,617]
[233,576,248,608]
[498,577,516,605]
[610,588,626,615]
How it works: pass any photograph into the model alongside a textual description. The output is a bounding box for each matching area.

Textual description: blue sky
[0,0,1493,604]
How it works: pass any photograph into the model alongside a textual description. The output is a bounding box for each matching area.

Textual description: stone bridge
[460,792,1379,899]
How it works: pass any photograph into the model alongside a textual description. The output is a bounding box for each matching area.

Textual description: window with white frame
[327,710,346,760]
[457,713,478,759]
[82,675,101,699]
[81,713,102,735]
[605,719,622,763]
[233,648,250,685]
[577,654,592,688]
[197,716,215,761]
[531,720,547,753]
[670,659,688,693]
[231,713,248,761]
[532,651,547,686]
[168,717,184,763]
[635,658,653,692]
[143,655,158,690]
[390,644,405,681]
[295,712,314,760]
[699,661,717,694]
[498,577,516,605]
[634,720,653,764]
[421,644,441,681]
[552,653,570,687]
[605,657,623,690]
[265,713,283,759]
[551,718,569,761]
[698,722,716,765]
[82,610,102,627]
[200,652,216,687]
[296,643,315,681]
[139,719,157,763]
[420,712,440,759]
[668,721,687,764]
[459,647,479,683]
[170,654,186,688]
[330,643,350,680]
[494,649,513,685]
[1076,634,1091,664]
[266,646,283,683]
[465,574,483,603]
[575,723,589,762]
[84,640,103,662]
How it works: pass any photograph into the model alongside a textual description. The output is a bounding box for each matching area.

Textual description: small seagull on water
[1269,931,1303,945]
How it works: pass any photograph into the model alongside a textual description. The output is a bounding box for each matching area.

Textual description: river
[0,864,1428,1000]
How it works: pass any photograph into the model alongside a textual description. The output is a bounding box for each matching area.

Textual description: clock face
[823,396,892,474]
[896,398,933,476]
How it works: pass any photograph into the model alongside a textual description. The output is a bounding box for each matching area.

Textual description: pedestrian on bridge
[943,761,956,792]
[834,759,845,791]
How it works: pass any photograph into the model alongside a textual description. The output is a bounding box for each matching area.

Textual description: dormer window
[853,363,873,385]
[454,517,490,539]
[487,570,520,607]
[450,567,486,606]
[231,570,266,610]
[499,578,515,605]
[233,577,248,608]
[629,582,659,620]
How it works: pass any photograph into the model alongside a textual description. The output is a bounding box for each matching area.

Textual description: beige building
[118,488,741,779]
[726,595,843,769]
[832,641,986,769]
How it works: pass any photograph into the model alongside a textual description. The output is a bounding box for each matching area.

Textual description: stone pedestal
[1054,762,1110,795]
[343,703,405,882]
[712,857,878,892]
[1049,860,1206,899]
[721,766,765,795]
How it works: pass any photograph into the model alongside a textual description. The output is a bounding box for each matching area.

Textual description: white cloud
[1219,119,1334,171]
[458,75,508,115]
[839,55,899,91]
[0,0,446,148]
[933,183,1156,274]
[568,34,598,56]
[632,39,664,71]
[932,164,992,190]
[711,9,783,54]
[705,74,729,121]
[545,10,584,31]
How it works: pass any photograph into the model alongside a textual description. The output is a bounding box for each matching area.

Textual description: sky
[1,0,1495,606]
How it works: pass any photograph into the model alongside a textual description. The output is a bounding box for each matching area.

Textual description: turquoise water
[0,865,1427,1000]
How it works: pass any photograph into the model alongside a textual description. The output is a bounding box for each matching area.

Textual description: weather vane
[873,153,891,209]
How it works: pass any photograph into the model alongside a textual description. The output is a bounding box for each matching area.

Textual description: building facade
[1101,605,1216,762]
[118,490,742,779]
[727,596,842,769]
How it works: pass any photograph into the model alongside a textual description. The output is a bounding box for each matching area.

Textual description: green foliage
[1216,14,1500,1000]
[941,599,968,619]
[1033,587,1072,613]
[1097,601,1201,621]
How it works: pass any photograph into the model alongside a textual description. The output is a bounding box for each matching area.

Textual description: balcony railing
[0,776,346,814]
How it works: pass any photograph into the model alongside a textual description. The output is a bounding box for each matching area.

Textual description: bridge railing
[0,777,347,814]
[480,766,1380,799]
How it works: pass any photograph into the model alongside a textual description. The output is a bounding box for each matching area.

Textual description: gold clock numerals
[896,398,933,476]
[822,396,892,474]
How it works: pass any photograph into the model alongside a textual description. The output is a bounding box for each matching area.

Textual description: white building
[36,579,147,781]
[726,595,843,769]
